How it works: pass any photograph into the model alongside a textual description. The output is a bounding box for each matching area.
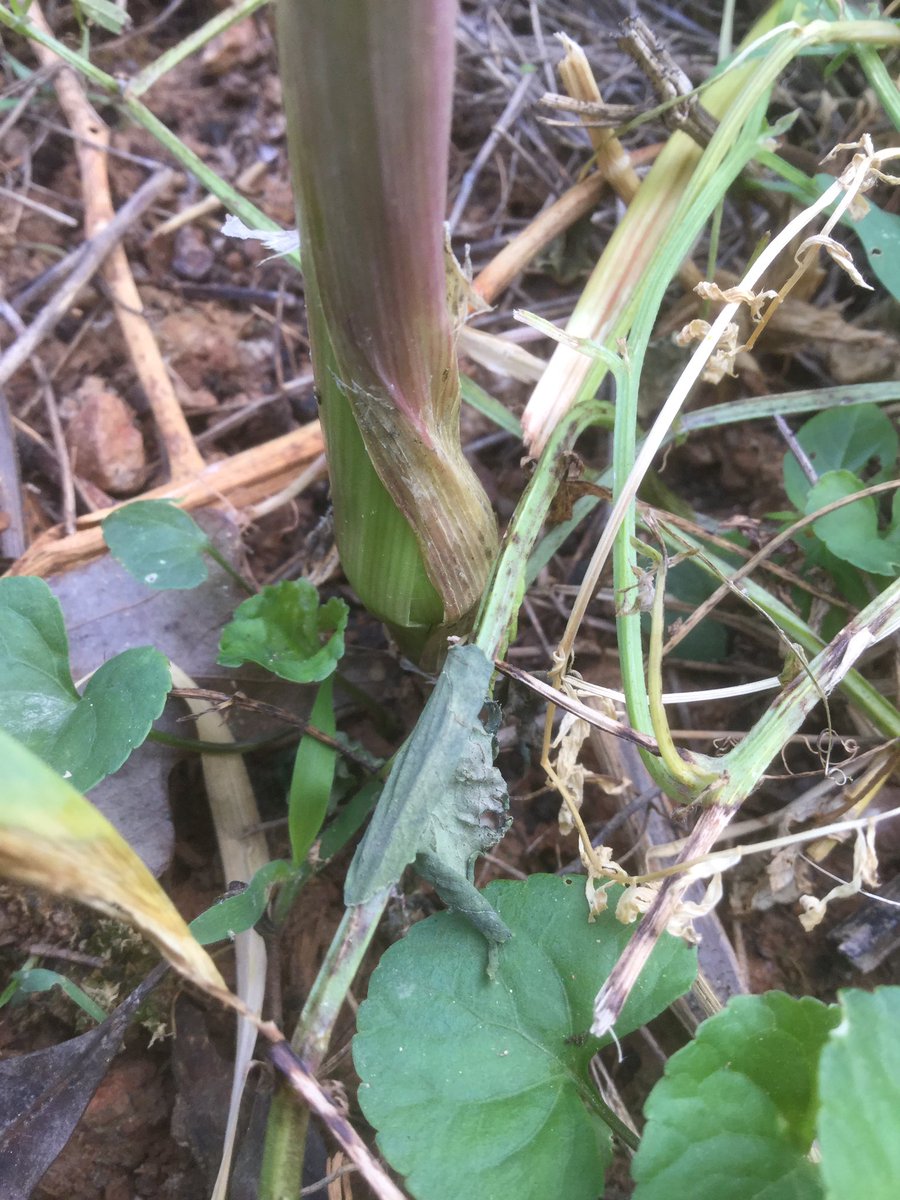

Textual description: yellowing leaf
[0,728,226,997]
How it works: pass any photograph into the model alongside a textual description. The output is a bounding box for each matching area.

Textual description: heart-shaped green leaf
[102,500,212,589]
[217,580,348,683]
[0,577,171,792]
[354,874,697,1200]
[632,992,839,1200]
[805,469,900,576]
[818,987,900,1200]
[783,404,897,510]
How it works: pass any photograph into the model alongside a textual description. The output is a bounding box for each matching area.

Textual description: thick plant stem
[277,0,498,638]
[305,301,444,635]
[258,1098,308,1200]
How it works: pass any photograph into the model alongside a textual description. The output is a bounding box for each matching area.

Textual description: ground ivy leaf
[46,648,171,792]
[354,874,697,1200]
[217,579,347,683]
[102,500,212,589]
[0,576,77,759]
[783,404,897,510]
[805,469,900,576]
[0,577,171,792]
[632,992,839,1200]
[818,988,900,1200]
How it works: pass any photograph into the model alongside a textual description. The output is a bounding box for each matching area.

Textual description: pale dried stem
[474,172,606,304]
[555,175,843,673]
[248,452,329,520]
[472,143,660,305]
[170,663,269,1200]
[555,34,701,283]
[554,36,644,205]
[6,421,324,578]
[591,804,735,1036]
[27,2,204,481]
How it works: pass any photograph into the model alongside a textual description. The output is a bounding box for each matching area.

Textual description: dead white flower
[674,317,711,347]
[693,280,778,320]
[615,882,659,925]
[221,214,300,259]
[666,872,724,942]
[552,711,590,836]
[795,233,873,290]
[799,823,879,932]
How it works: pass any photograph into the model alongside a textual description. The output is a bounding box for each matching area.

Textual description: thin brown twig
[0,169,175,390]
[0,299,76,534]
[647,502,854,614]
[494,659,661,754]
[169,687,381,772]
[24,1,204,481]
[267,1039,408,1200]
[5,420,324,578]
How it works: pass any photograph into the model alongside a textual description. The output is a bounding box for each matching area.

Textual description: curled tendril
[713,735,741,754]
[816,729,859,767]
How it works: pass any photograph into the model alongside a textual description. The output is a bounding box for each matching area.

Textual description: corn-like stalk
[276,0,498,649]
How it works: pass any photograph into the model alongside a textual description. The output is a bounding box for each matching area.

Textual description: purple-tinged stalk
[276,0,497,654]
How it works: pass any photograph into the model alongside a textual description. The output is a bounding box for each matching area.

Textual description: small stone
[172,226,214,281]
[64,375,147,495]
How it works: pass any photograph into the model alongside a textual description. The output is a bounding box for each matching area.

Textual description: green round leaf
[102,500,211,589]
[49,648,172,792]
[0,577,78,760]
[632,992,839,1200]
[354,874,697,1200]
[0,578,171,792]
[805,469,900,576]
[783,405,897,511]
[818,987,900,1200]
[217,580,348,683]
